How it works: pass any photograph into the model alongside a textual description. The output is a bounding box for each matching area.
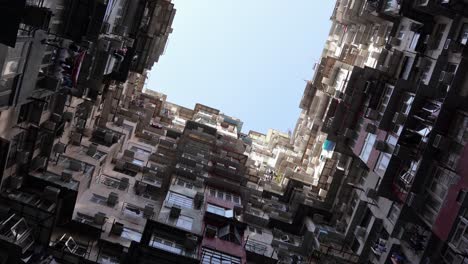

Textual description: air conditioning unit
[94,212,106,225]
[113,24,128,36]
[417,56,432,68]
[355,226,367,238]
[63,112,74,122]
[42,120,57,132]
[194,192,204,209]
[101,22,111,34]
[366,188,378,200]
[111,222,124,236]
[115,117,124,126]
[393,144,401,156]
[98,39,111,52]
[69,160,82,171]
[104,132,114,144]
[439,71,454,84]
[54,143,66,154]
[87,143,98,156]
[280,234,290,243]
[22,6,53,29]
[364,81,374,94]
[365,123,377,134]
[51,113,61,123]
[390,37,402,46]
[410,22,422,32]
[10,176,24,189]
[312,214,324,224]
[205,225,217,238]
[38,75,61,91]
[406,192,422,208]
[61,170,73,182]
[344,128,358,139]
[143,204,154,218]
[107,192,119,206]
[365,108,379,120]
[70,132,82,146]
[17,151,30,164]
[123,150,135,159]
[334,90,344,99]
[444,39,452,50]
[76,119,86,130]
[134,181,147,195]
[193,178,204,188]
[119,177,129,190]
[432,134,449,149]
[185,235,198,249]
[43,186,60,202]
[115,159,126,171]
[33,156,48,171]
[392,112,406,125]
[374,140,388,152]
[417,0,429,6]
[169,205,181,218]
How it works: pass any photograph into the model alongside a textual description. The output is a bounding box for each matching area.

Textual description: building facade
[0,0,467,264]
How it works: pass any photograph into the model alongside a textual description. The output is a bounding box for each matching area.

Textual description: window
[201,247,241,264]
[431,23,447,49]
[132,159,144,166]
[375,153,391,176]
[459,23,468,45]
[130,146,151,155]
[450,219,468,250]
[359,134,377,163]
[449,113,468,143]
[206,204,233,218]
[167,192,193,209]
[248,226,263,235]
[409,33,420,50]
[397,25,406,39]
[150,236,185,255]
[1,41,28,78]
[176,215,193,230]
[399,93,414,115]
[207,187,241,205]
[387,203,400,223]
[176,178,193,189]
[121,227,142,242]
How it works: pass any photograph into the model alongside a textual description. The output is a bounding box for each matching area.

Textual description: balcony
[391,159,420,202]
[244,236,278,264]
[29,171,79,191]
[271,229,306,255]
[242,205,269,226]
[399,223,431,264]
[0,214,35,254]
[50,233,89,260]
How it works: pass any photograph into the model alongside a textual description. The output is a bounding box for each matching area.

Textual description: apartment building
[0,0,176,263]
[283,0,468,264]
[0,0,467,264]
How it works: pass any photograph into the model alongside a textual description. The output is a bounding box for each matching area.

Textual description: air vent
[94,212,106,225]
[365,123,377,134]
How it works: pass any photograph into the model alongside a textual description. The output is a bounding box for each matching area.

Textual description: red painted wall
[433,143,468,241]
[368,130,388,170]
[202,191,247,263]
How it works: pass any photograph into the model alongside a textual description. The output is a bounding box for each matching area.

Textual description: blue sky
[147,0,335,134]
